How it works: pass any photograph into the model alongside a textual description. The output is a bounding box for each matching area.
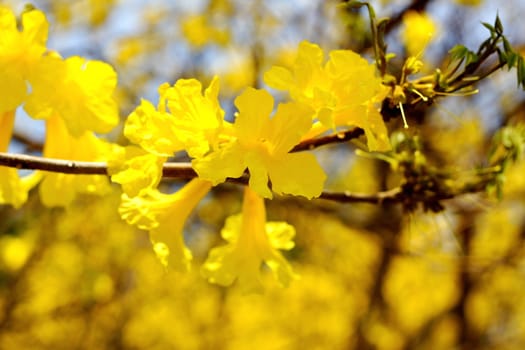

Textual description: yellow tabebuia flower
[0,6,48,113]
[38,115,115,207]
[24,55,119,137]
[124,76,225,159]
[264,41,390,151]
[119,178,212,271]
[159,76,226,158]
[109,146,166,197]
[193,87,326,199]
[0,111,38,208]
[401,11,436,57]
[124,88,184,157]
[201,186,298,293]
[0,167,28,209]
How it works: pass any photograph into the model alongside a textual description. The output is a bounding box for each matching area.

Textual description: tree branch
[291,127,364,152]
[319,187,402,203]
[384,0,432,34]
[0,152,488,205]
[0,152,196,178]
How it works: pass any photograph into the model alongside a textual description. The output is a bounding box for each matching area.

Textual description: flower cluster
[264,41,391,151]
[110,76,326,288]
[0,6,119,208]
[2,6,391,292]
[113,41,390,291]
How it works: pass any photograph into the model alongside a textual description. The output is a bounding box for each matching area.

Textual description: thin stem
[291,127,364,152]
[447,61,506,93]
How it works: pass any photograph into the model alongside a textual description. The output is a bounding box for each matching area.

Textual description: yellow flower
[124,76,225,159]
[124,93,184,158]
[264,41,390,151]
[112,77,226,199]
[201,186,298,293]
[193,87,326,199]
[0,6,48,113]
[109,146,166,197]
[38,115,115,207]
[161,76,226,158]
[118,178,212,271]
[24,55,119,137]
[0,111,40,208]
[401,11,436,57]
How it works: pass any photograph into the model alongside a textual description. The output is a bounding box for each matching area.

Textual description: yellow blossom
[38,115,115,207]
[402,11,436,57]
[118,178,212,271]
[264,41,390,151]
[193,87,326,199]
[24,55,119,137]
[113,77,225,200]
[0,111,40,208]
[0,167,29,209]
[124,97,184,157]
[124,76,225,159]
[162,76,226,158]
[0,6,48,113]
[109,146,166,197]
[201,186,298,293]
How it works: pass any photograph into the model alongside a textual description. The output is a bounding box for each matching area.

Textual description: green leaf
[495,14,503,34]
[481,21,495,34]
[518,57,525,89]
[507,52,519,69]
[449,45,468,61]
[465,50,479,66]
[502,36,513,54]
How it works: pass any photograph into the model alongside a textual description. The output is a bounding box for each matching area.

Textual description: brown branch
[0,152,488,205]
[291,127,364,152]
[384,0,432,34]
[12,132,44,151]
[0,152,196,178]
[318,187,402,204]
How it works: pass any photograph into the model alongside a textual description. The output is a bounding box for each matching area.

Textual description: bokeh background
[1,0,525,349]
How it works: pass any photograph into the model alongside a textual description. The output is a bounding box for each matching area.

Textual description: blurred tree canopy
[1,0,525,349]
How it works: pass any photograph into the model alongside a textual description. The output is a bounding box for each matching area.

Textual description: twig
[319,187,402,203]
[384,0,432,34]
[291,127,364,152]
[12,132,44,151]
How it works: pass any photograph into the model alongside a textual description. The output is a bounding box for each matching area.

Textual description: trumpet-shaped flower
[118,178,212,271]
[124,76,226,159]
[38,115,116,207]
[24,55,119,137]
[0,111,39,208]
[0,6,48,113]
[201,186,298,293]
[264,41,390,151]
[193,87,326,199]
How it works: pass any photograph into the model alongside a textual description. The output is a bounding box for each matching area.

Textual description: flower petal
[267,152,326,199]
